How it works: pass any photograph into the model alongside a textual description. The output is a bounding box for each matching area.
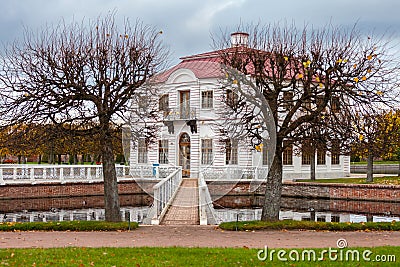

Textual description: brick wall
[209,181,400,212]
[283,181,400,202]
[0,180,158,199]
[0,180,157,212]
[1,180,399,215]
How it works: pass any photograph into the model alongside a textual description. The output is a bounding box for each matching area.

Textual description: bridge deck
[161,178,199,225]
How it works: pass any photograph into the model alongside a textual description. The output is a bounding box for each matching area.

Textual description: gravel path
[1,225,400,249]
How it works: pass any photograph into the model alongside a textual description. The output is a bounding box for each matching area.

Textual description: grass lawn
[295,176,400,185]
[0,246,398,266]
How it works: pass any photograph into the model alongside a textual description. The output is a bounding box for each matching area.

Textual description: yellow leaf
[315,76,320,82]
[362,76,367,81]
[284,56,288,61]
[319,83,323,88]
[232,79,238,84]
[255,144,263,152]
[367,69,372,73]
[336,58,343,63]
[376,91,383,95]
[353,64,357,68]
[367,55,373,60]
[343,59,348,63]
[354,77,359,83]
[297,73,303,79]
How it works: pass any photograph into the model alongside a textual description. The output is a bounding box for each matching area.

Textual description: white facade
[130,50,350,180]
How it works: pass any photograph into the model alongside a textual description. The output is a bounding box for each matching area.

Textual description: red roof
[155,50,225,83]
[156,46,316,84]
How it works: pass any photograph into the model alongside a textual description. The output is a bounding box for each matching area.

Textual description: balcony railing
[164,105,197,121]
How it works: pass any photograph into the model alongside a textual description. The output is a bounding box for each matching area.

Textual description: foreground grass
[0,246,398,266]
[0,221,137,231]
[295,176,400,185]
[219,220,400,231]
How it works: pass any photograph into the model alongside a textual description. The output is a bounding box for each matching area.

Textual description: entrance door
[179,133,190,177]
[180,91,190,119]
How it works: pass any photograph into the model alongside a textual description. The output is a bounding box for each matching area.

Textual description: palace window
[158,140,169,164]
[316,95,327,113]
[317,149,326,165]
[201,139,213,165]
[331,141,340,165]
[331,152,340,165]
[331,96,340,113]
[159,94,169,115]
[137,138,148,164]
[226,139,238,165]
[201,90,213,109]
[282,142,293,165]
[301,142,312,165]
[262,141,268,166]
[226,89,239,108]
[283,91,294,110]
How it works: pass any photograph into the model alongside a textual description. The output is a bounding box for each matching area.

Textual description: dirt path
[1,225,400,249]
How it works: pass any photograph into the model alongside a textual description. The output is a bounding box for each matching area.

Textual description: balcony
[164,105,197,121]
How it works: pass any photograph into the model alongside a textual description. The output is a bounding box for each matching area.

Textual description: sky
[1,0,400,66]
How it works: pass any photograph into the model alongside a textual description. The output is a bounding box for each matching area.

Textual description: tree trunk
[57,154,62,165]
[366,152,374,183]
[100,126,121,222]
[261,148,283,221]
[38,154,42,164]
[310,146,316,181]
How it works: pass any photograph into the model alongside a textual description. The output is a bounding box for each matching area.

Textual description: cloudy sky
[1,0,399,65]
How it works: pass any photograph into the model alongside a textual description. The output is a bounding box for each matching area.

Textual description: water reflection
[2,206,399,224]
[214,208,400,223]
[0,207,150,224]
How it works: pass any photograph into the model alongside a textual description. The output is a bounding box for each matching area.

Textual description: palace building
[129,33,350,180]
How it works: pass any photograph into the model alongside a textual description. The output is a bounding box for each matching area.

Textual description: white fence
[0,164,179,185]
[149,167,183,224]
[200,166,269,180]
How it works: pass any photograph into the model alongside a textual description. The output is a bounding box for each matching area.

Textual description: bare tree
[215,23,400,221]
[0,13,168,221]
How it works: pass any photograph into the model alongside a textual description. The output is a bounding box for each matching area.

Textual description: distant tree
[0,13,168,221]
[215,23,400,221]
[352,109,400,182]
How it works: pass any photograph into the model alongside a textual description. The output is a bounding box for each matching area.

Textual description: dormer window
[201,90,213,109]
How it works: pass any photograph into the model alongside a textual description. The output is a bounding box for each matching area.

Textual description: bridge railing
[198,173,219,225]
[0,164,178,185]
[199,166,269,180]
[150,167,182,225]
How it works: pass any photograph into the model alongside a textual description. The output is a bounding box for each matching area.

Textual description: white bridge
[0,164,268,225]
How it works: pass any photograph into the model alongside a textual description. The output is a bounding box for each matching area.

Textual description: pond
[1,199,399,224]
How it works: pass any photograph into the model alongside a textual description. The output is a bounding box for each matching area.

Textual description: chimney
[230,32,249,47]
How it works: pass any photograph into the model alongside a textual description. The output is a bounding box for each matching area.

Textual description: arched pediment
[166,68,197,84]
